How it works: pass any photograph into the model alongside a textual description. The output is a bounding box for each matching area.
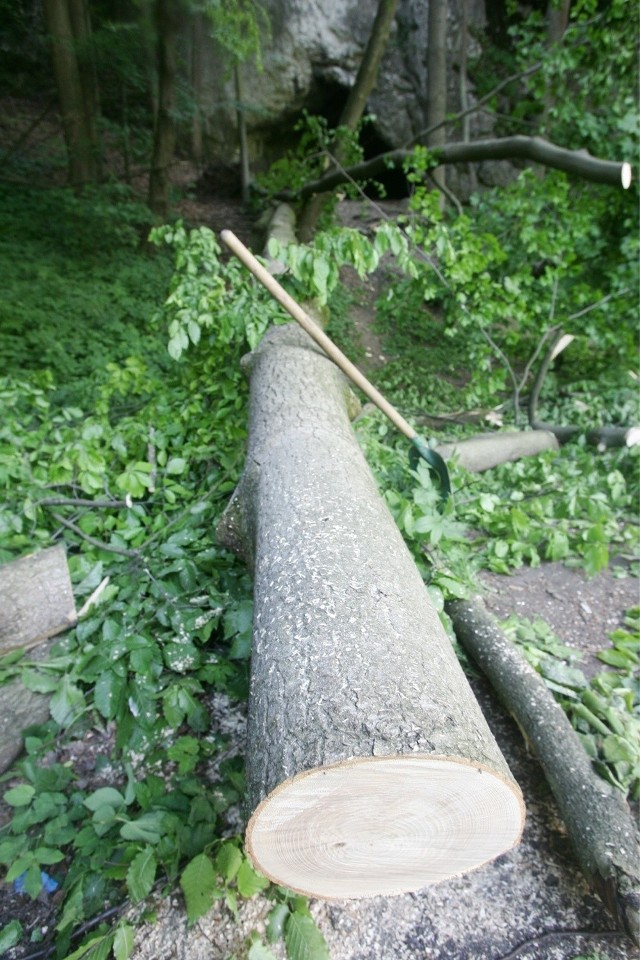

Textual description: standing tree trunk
[148,0,182,220]
[541,0,571,133]
[217,323,524,899]
[458,0,477,192]
[67,0,101,179]
[297,0,400,241]
[235,64,251,204]
[43,0,98,188]
[189,11,208,164]
[426,0,448,194]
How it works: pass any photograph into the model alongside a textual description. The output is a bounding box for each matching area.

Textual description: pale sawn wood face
[246,755,525,900]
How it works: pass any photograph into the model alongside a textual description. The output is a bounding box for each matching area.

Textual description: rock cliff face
[199,0,489,172]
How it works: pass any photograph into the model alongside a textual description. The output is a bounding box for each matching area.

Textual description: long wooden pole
[220,229,417,440]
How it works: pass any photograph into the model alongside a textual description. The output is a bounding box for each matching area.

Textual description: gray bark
[426,0,447,192]
[437,429,559,472]
[0,545,76,655]
[43,0,98,187]
[218,324,524,898]
[447,598,640,944]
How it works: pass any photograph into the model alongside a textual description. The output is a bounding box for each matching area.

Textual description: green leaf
[0,920,23,952]
[3,784,35,807]
[539,660,586,690]
[22,862,44,899]
[602,734,637,763]
[94,669,125,720]
[126,846,157,903]
[215,842,243,881]
[59,932,114,960]
[236,858,270,897]
[266,902,290,943]
[84,787,126,812]
[49,676,85,726]
[248,939,278,960]
[180,853,220,923]
[597,648,636,668]
[113,924,135,960]
[34,846,65,865]
[284,913,329,960]
[163,641,202,672]
[312,257,330,301]
[166,457,187,475]
[120,812,164,844]
[583,541,609,576]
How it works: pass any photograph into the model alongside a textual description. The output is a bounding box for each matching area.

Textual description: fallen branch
[52,512,141,559]
[528,329,640,449]
[38,496,131,509]
[276,137,631,201]
[446,598,640,944]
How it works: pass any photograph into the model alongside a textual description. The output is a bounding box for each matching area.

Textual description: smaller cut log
[447,598,640,944]
[262,202,297,275]
[436,430,559,472]
[0,545,76,655]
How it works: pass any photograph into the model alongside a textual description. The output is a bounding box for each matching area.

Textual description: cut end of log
[621,162,632,190]
[246,756,525,900]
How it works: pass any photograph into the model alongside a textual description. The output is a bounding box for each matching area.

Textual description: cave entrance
[263,72,411,200]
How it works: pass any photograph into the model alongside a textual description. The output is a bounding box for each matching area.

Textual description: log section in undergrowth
[436,429,559,472]
[217,324,525,899]
[447,598,640,944]
[0,544,76,655]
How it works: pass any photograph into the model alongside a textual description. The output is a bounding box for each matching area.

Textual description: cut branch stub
[218,324,525,899]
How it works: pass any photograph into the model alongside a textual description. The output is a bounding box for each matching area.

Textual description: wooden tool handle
[220,229,416,441]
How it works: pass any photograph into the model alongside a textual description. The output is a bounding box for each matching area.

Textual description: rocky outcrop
[198,0,495,177]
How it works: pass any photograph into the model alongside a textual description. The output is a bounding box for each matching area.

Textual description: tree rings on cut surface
[246,755,524,899]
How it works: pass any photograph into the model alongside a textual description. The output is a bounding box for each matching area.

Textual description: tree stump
[218,325,525,899]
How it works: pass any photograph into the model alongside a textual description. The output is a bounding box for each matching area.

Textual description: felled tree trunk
[218,324,524,899]
[436,429,559,472]
[447,598,640,944]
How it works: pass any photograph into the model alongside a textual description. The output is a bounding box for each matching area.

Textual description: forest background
[0,1,638,959]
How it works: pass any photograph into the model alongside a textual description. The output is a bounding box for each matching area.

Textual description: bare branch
[38,497,131,509]
[52,512,141,559]
[407,61,543,147]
